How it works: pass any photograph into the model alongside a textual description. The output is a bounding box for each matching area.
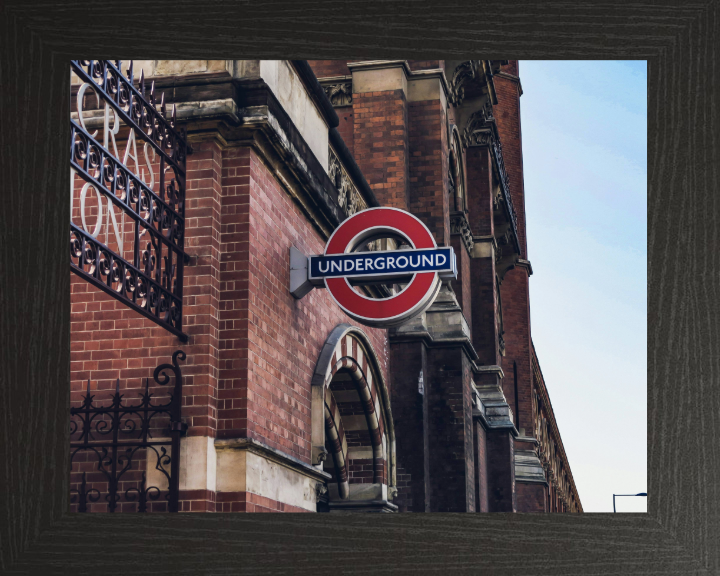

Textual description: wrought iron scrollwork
[70,60,190,341]
[70,350,187,513]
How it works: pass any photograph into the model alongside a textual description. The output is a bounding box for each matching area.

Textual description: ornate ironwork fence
[70,350,187,513]
[70,60,190,340]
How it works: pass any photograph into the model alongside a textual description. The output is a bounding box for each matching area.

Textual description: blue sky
[519,61,647,513]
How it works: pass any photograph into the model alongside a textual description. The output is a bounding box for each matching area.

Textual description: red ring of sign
[324,208,439,325]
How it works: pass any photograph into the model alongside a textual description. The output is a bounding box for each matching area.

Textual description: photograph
[2,2,715,573]
[68,58,646,515]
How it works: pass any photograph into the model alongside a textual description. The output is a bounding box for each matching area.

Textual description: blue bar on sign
[309,247,453,280]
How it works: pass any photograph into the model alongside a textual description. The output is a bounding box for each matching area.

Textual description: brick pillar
[426,346,475,512]
[465,146,501,367]
[389,341,429,512]
[408,98,449,246]
[494,61,533,437]
[177,137,224,512]
[486,429,515,512]
[351,74,409,209]
[183,138,222,439]
[217,145,251,439]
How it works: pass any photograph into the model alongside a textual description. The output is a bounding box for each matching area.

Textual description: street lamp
[613,492,647,512]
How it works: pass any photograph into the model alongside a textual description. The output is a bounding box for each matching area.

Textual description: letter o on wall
[80,182,104,238]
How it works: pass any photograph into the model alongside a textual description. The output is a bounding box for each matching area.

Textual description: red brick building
[70,59,581,513]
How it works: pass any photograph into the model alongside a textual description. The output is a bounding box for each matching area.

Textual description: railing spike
[116,378,120,394]
[140,68,145,96]
[86,377,91,396]
[127,60,134,83]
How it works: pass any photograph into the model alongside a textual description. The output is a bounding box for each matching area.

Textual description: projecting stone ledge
[514,449,548,485]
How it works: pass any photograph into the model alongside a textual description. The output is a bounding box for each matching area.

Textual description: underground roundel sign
[289,207,457,328]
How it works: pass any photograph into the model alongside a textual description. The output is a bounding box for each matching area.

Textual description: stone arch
[311,323,397,511]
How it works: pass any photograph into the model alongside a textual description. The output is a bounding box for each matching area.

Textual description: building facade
[70,59,582,513]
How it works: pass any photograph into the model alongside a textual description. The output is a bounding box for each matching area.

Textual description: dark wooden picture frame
[0,2,713,573]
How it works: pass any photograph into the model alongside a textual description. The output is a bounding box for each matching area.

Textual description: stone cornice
[515,449,548,485]
[495,70,524,96]
[472,381,518,434]
[473,364,505,379]
[516,258,533,276]
[106,74,374,240]
[347,60,412,76]
[214,437,331,483]
[389,286,478,362]
[289,60,340,128]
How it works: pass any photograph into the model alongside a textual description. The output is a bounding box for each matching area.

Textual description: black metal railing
[70,350,187,513]
[70,60,190,340]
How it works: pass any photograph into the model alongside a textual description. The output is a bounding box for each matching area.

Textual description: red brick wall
[216,146,388,460]
[494,60,534,436]
[516,482,546,513]
[71,137,223,440]
[465,147,494,237]
[408,99,449,247]
[308,60,351,79]
[408,61,443,71]
[494,61,526,256]
[71,136,390,512]
[352,90,409,210]
[426,348,475,512]
[336,107,355,156]
[389,340,428,513]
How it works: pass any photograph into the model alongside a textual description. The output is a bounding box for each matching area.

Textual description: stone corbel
[449,211,474,255]
[319,76,353,107]
[448,60,497,109]
[473,378,517,433]
[515,259,533,276]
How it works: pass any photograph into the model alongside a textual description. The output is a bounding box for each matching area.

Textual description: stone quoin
[70,59,582,513]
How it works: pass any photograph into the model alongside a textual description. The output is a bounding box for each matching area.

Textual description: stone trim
[289,60,340,128]
[347,60,411,97]
[514,449,548,485]
[328,145,369,217]
[347,60,412,76]
[214,437,331,483]
[389,285,479,362]
[319,77,353,107]
[471,235,498,260]
[472,381,518,433]
[329,127,379,209]
[516,258,533,276]
[495,70,524,96]
[474,364,505,378]
[92,70,378,239]
[450,211,474,256]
